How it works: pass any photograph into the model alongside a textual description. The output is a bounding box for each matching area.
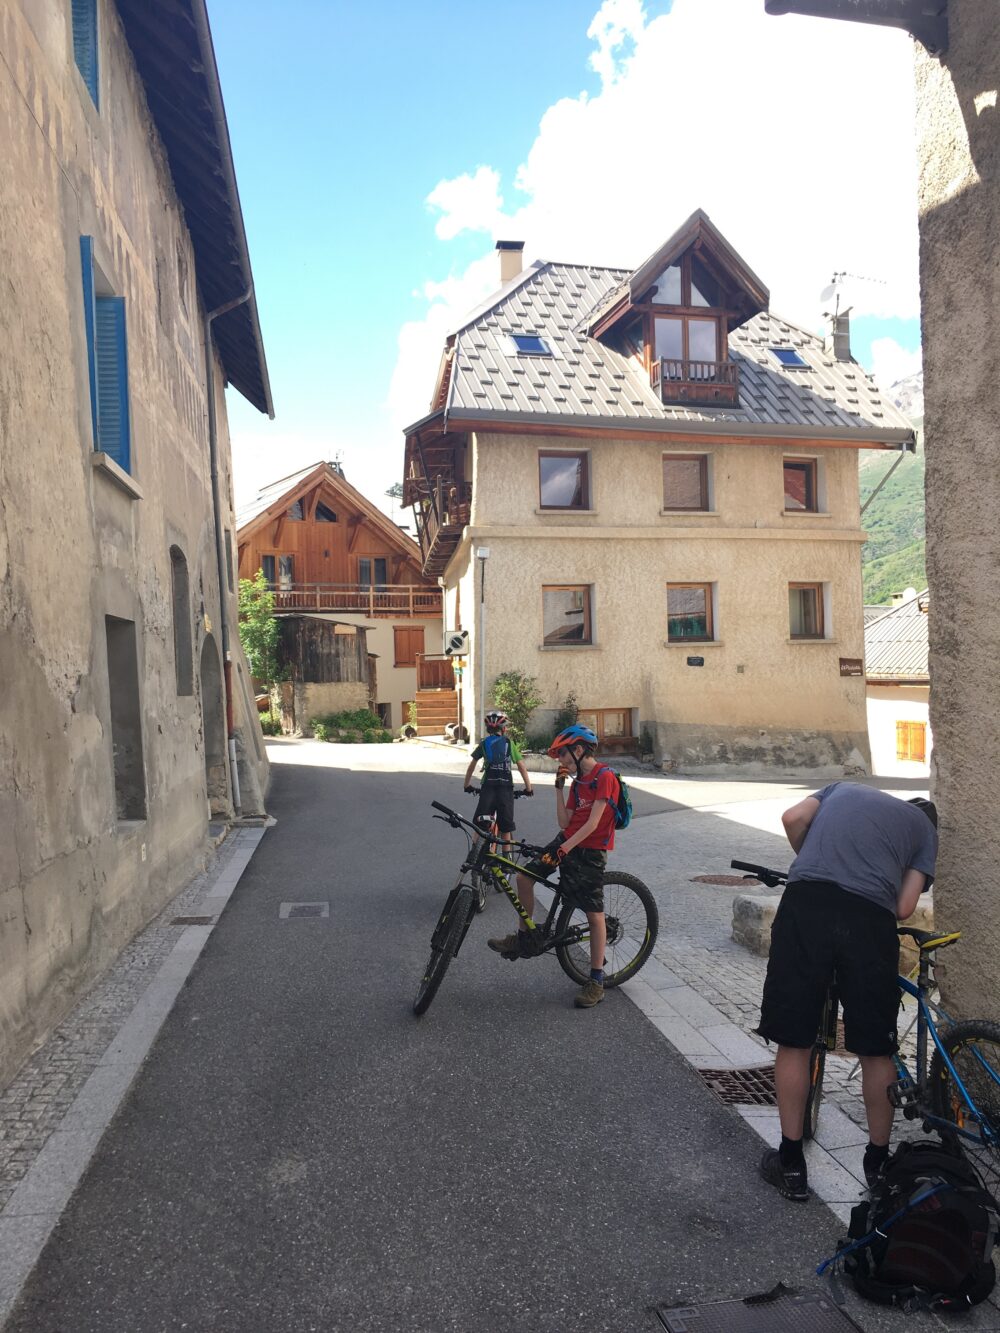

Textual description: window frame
[662,453,710,512]
[359,556,389,590]
[666,582,714,643]
[789,582,825,640]
[542,584,593,647]
[509,333,553,356]
[783,458,819,513]
[577,707,633,741]
[771,346,808,368]
[538,450,591,511]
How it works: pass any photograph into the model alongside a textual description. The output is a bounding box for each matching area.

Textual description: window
[394,625,425,667]
[663,455,709,511]
[509,333,552,356]
[72,0,99,106]
[277,555,294,590]
[359,557,388,589]
[260,555,276,585]
[539,452,589,509]
[169,546,193,696]
[543,585,592,645]
[286,500,304,520]
[789,583,824,639]
[224,529,234,593]
[772,347,808,368]
[315,502,338,523]
[80,237,131,473]
[896,721,927,764]
[577,708,632,740]
[667,584,713,641]
[105,616,146,820]
[783,459,817,512]
[654,316,720,375]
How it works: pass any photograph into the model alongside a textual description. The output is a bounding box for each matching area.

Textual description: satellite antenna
[820,270,887,319]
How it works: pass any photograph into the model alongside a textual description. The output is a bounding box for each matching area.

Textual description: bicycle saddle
[897,926,961,951]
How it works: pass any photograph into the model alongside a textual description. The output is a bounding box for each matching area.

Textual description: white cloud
[870,336,923,387]
[391,0,922,437]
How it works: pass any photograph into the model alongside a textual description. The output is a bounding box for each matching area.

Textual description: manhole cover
[656,1290,862,1331]
[171,916,215,926]
[695,1065,777,1106]
[278,902,330,920]
[691,874,760,886]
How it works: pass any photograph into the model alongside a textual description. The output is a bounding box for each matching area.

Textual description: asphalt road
[7,746,923,1332]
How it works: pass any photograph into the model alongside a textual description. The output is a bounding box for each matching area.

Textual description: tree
[238,570,282,712]
[490,670,543,747]
[385,481,404,521]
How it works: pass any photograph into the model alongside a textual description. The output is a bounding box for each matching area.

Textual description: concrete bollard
[732,890,935,968]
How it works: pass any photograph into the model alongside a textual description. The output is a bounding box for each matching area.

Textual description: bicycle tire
[554,871,658,988]
[473,870,487,914]
[802,1043,826,1142]
[413,888,475,1016]
[929,1018,1000,1193]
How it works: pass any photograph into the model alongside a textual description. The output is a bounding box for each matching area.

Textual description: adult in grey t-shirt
[789,782,938,917]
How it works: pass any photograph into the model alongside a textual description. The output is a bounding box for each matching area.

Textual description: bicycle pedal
[888,1078,917,1109]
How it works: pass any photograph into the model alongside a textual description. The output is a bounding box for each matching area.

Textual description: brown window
[394,625,425,667]
[663,455,709,511]
[789,583,824,638]
[539,452,589,509]
[896,721,927,763]
[578,708,632,740]
[784,459,817,512]
[667,583,713,641]
[543,585,592,645]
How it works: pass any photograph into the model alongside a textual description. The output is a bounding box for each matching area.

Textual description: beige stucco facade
[311,614,443,731]
[866,685,931,779]
[447,430,871,771]
[0,1,268,1087]
[915,3,1000,1017]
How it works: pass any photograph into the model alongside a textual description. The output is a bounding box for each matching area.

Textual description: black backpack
[833,1140,998,1314]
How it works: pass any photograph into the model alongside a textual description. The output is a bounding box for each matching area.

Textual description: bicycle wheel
[555,872,658,988]
[803,1043,826,1142]
[473,870,487,913]
[929,1019,1000,1194]
[413,888,475,1016]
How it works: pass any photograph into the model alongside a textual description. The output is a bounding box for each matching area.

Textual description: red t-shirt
[566,766,618,850]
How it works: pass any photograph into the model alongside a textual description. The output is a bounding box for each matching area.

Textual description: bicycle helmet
[484,709,508,733]
[547,724,597,759]
[908,796,938,828]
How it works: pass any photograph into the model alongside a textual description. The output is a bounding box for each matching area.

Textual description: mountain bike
[412,800,658,1016]
[732,860,1000,1193]
[465,786,527,913]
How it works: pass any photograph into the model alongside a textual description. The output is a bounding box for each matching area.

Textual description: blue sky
[211,0,923,512]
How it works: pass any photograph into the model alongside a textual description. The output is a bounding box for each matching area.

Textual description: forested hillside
[860,373,926,603]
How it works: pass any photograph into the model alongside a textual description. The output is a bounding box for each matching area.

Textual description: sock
[864,1142,890,1172]
[590,968,605,985]
[779,1135,805,1169]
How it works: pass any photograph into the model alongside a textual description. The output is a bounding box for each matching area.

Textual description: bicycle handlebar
[430,800,544,858]
[731,859,789,889]
[464,786,528,797]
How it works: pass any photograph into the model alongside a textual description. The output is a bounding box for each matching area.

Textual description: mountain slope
[860,373,925,603]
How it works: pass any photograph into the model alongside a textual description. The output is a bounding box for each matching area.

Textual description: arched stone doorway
[199,635,228,816]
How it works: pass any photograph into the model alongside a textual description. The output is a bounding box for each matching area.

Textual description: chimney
[828,307,852,362]
[496,239,524,286]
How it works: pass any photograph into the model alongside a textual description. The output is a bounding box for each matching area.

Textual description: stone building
[0,0,271,1086]
[403,215,914,770]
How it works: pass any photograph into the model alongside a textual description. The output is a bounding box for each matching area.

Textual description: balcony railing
[269,583,442,617]
[651,357,740,407]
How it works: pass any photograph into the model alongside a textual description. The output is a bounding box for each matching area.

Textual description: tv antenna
[819,270,886,318]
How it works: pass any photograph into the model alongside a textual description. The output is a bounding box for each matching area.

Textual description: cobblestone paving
[0,835,240,1211]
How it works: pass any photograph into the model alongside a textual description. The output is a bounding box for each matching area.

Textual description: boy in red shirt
[488,724,617,1008]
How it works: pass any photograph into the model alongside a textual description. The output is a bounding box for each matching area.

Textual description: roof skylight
[509,333,552,356]
[771,347,808,368]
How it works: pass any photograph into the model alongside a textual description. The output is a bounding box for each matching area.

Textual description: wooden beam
[272,515,285,545]
[443,417,901,451]
[347,516,363,553]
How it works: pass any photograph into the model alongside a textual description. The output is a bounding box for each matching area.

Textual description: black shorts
[473,783,515,835]
[522,838,606,914]
[757,879,900,1057]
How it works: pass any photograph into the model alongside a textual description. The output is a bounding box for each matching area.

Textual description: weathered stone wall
[915,5,1000,1017]
[0,0,268,1086]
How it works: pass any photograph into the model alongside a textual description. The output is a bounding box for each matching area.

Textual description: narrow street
[7,745,946,1331]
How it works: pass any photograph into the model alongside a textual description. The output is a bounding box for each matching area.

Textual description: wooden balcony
[651,357,740,408]
[416,479,472,578]
[270,583,442,617]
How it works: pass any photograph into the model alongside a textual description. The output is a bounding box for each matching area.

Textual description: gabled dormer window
[640,251,739,406]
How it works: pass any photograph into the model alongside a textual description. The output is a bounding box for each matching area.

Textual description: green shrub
[341,730,360,744]
[312,721,331,742]
[553,692,579,734]
[526,730,554,752]
[490,670,543,747]
[259,716,282,737]
[362,729,377,743]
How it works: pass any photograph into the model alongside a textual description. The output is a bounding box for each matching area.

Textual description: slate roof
[439,261,914,441]
[865,591,929,681]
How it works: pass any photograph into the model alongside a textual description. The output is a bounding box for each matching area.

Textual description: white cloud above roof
[389,0,920,437]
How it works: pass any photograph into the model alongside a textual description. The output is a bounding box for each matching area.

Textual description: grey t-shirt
[788,782,938,916]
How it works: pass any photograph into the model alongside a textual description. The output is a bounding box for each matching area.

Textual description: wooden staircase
[415,688,458,737]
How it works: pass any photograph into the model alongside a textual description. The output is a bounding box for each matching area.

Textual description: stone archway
[199,635,228,816]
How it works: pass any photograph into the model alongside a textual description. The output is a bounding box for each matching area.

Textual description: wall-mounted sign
[839,657,863,677]
[686,656,705,667]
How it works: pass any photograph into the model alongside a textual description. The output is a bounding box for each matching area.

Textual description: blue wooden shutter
[71,0,99,106]
[79,237,98,447]
[95,297,130,472]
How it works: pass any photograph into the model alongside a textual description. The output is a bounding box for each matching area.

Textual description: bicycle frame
[466,838,591,956]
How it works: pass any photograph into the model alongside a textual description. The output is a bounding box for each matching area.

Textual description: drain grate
[656,1290,862,1331]
[695,1065,777,1106]
[278,901,330,920]
[171,915,215,926]
[691,874,760,886]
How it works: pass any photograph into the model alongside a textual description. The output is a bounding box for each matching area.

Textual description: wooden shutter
[394,626,424,667]
[72,0,99,104]
[95,297,130,471]
[896,721,927,763]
